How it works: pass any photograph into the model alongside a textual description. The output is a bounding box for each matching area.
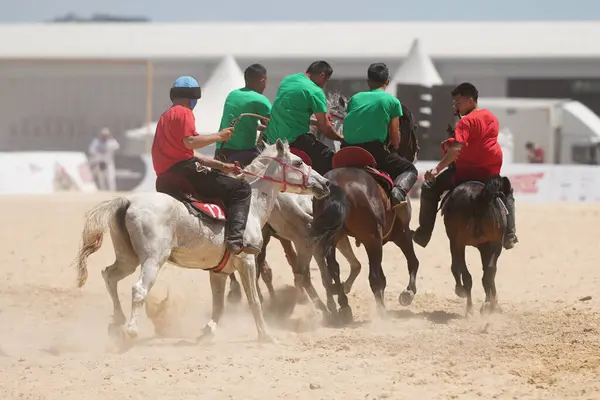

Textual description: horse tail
[74,197,131,288]
[477,175,510,234]
[312,183,348,259]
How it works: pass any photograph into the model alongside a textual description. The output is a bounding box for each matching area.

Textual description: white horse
[73,139,330,343]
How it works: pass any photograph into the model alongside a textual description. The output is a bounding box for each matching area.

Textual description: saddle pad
[191,202,227,220]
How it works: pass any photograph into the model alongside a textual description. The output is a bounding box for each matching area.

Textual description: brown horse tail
[312,183,348,259]
[73,197,131,288]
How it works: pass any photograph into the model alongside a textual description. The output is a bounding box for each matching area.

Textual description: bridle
[233,156,311,192]
[226,113,312,191]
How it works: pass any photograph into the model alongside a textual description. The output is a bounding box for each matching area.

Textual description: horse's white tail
[74,197,131,288]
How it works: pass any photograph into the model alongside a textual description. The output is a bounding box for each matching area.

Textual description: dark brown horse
[312,105,420,323]
[441,174,512,316]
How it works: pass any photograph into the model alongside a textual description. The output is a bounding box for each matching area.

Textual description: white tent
[193,55,245,156]
[387,38,443,92]
[194,55,245,134]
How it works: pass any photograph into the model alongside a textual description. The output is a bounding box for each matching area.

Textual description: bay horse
[440,174,512,316]
[312,104,421,323]
[73,139,329,343]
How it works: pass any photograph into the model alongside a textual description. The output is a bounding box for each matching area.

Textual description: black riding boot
[225,185,258,255]
[391,171,418,210]
[503,191,518,250]
[412,188,439,248]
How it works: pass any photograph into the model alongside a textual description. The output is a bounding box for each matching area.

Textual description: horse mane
[309,92,348,135]
[241,141,289,179]
[442,175,511,238]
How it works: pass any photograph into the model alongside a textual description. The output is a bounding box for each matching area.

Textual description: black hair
[244,63,267,84]
[451,82,478,101]
[525,142,534,148]
[367,63,389,85]
[306,61,333,78]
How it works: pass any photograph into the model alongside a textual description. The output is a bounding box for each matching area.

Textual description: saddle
[332,146,395,194]
[155,172,227,221]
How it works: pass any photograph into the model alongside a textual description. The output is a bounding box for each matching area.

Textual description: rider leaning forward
[342,63,418,209]
[151,76,260,255]
[412,82,518,250]
[264,61,343,175]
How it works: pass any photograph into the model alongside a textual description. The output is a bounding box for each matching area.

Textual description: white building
[2,21,600,154]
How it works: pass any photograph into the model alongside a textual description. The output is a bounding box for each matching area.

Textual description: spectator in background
[525,141,544,163]
[89,127,120,191]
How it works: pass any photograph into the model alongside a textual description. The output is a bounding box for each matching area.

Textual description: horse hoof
[343,281,353,294]
[323,311,337,327]
[465,306,474,318]
[298,291,310,305]
[122,326,139,340]
[480,302,493,316]
[227,290,242,305]
[455,285,468,299]
[398,290,415,306]
[339,306,353,325]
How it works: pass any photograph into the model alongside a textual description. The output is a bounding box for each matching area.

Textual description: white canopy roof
[387,38,443,92]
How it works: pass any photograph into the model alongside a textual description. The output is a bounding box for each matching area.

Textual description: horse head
[245,139,330,199]
[397,104,420,163]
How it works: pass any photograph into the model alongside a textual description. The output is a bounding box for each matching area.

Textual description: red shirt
[152,105,197,175]
[443,109,503,184]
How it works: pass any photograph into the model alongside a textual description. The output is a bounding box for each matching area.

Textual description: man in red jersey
[152,76,259,255]
[412,82,518,250]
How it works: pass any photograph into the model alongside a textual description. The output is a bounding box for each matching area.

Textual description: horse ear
[275,138,285,157]
[338,96,346,109]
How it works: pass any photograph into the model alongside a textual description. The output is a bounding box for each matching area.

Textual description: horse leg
[235,255,274,343]
[324,243,352,324]
[478,243,502,316]
[365,241,387,317]
[450,240,473,316]
[227,273,242,305]
[294,241,330,317]
[123,250,169,339]
[394,227,420,307]
[255,227,273,304]
[101,259,137,336]
[279,238,309,304]
[337,235,362,294]
[313,245,337,318]
[198,270,228,341]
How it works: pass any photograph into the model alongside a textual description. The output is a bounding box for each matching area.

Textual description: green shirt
[216,88,272,150]
[342,88,403,145]
[264,73,328,144]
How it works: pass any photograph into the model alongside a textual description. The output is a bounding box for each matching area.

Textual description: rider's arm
[314,113,344,141]
[183,133,225,149]
[433,119,468,173]
[180,111,232,149]
[388,117,401,150]
[388,98,403,150]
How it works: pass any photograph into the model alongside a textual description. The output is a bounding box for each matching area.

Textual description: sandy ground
[1,192,599,400]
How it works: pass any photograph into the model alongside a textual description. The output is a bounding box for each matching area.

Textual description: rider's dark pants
[414,168,517,249]
[289,133,336,176]
[342,140,418,202]
[168,157,252,252]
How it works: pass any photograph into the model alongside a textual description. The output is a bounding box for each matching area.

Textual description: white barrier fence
[1,152,599,203]
[0,152,97,195]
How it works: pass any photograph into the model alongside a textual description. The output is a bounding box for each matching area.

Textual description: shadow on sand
[389,309,462,324]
